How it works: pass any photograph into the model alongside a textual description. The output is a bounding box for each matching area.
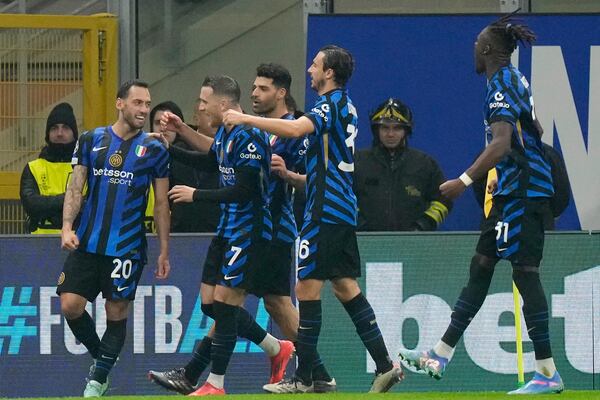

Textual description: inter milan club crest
[135,145,147,157]
[109,152,123,167]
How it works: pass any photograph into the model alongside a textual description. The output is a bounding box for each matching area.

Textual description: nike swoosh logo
[92,146,107,152]
[224,275,239,281]
[297,266,307,271]
[117,286,129,292]
[101,354,113,360]
[215,141,222,145]
[298,326,311,330]
[498,247,509,252]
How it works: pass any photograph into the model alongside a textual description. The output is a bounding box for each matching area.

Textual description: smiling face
[198,86,224,127]
[117,85,151,131]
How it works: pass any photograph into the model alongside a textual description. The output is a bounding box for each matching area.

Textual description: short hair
[487,10,536,56]
[256,63,292,92]
[202,75,241,104]
[318,45,354,86]
[117,80,149,99]
[150,101,184,127]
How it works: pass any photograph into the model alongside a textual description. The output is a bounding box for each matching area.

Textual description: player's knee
[201,303,215,319]
[331,278,360,303]
[60,299,85,320]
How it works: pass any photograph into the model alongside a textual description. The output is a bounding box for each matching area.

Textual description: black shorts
[296,221,361,281]
[476,197,551,267]
[201,235,268,291]
[250,240,293,298]
[56,250,145,301]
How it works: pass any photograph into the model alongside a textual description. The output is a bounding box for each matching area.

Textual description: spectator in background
[150,101,219,232]
[473,142,571,229]
[354,98,452,231]
[20,102,78,234]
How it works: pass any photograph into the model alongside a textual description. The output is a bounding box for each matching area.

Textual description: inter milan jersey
[304,88,358,226]
[269,113,307,243]
[211,124,272,240]
[484,65,553,198]
[72,126,169,260]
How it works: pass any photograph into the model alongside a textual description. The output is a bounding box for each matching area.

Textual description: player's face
[193,99,214,137]
[118,86,151,130]
[251,76,282,116]
[308,51,327,92]
[152,110,176,143]
[377,121,407,150]
[474,29,488,75]
[48,123,75,144]
[199,86,222,127]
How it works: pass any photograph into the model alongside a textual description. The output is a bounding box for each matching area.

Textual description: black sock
[210,301,239,375]
[66,311,101,359]
[295,300,321,384]
[312,356,332,382]
[184,336,212,383]
[236,307,267,344]
[442,257,494,347]
[513,269,552,359]
[343,293,392,374]
[92,319,127,384]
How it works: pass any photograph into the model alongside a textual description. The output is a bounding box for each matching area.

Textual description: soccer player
[150,75,292,396]
[398,14,564,395]
[57,80,171,397]
[223,45,403,393]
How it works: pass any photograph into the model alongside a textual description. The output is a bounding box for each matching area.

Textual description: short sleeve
[305,96,333,136]
[72,131,92,167]
[233,129,268,169]
[487,85,521,124]
[152,144,170,179]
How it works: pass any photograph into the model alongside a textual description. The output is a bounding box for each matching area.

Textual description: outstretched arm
[61,165,87,250]
[223,110,314,139]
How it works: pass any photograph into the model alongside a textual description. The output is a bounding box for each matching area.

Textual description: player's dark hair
[319,45,354,87]
[117,80,149,99]
[487,10,536,56]
[202,75,241,104]
[149,101,184,127]
[256,63,292,92]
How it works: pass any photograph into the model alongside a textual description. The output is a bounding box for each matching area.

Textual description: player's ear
[277,87,286,101]
[115,97,124,111]
[482,44,491,55]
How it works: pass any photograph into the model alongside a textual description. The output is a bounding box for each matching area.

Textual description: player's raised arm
[160,111,214,153]
[153,177,171,279]
[223,109,313,139]
[61,164,87,250]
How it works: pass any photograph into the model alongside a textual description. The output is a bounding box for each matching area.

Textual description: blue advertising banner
[306,14,600,231]
[0,235,281,398]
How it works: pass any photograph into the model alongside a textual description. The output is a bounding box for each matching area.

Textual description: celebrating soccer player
[57,80,171,397]
[398,13,564,395]
[223,45,403,393]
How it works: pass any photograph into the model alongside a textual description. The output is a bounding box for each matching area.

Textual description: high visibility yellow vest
[144,185,156,233]
[27,158,72,234]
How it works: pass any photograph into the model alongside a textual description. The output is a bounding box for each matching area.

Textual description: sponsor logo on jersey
[93,168,134,186]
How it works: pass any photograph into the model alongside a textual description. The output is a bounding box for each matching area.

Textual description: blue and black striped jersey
[304,88,358,227]
[269,113,307,243]
[72,126,169,260]
[485,65,554,198]
[211,124,272,241]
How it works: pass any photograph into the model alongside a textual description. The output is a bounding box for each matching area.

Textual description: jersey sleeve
[306,96,333,136]
[487,83,522,124]
[71,130,92,167]
[152,142,170,179]
[233,129,268,170]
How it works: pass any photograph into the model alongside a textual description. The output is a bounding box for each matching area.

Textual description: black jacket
[354,145,452,231]
[20,146,72,233]
[169,138,220,233]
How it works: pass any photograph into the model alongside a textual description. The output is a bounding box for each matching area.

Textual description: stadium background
[0,0,599,397]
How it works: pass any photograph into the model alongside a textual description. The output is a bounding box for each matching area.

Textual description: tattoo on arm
[63,165,87,228]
